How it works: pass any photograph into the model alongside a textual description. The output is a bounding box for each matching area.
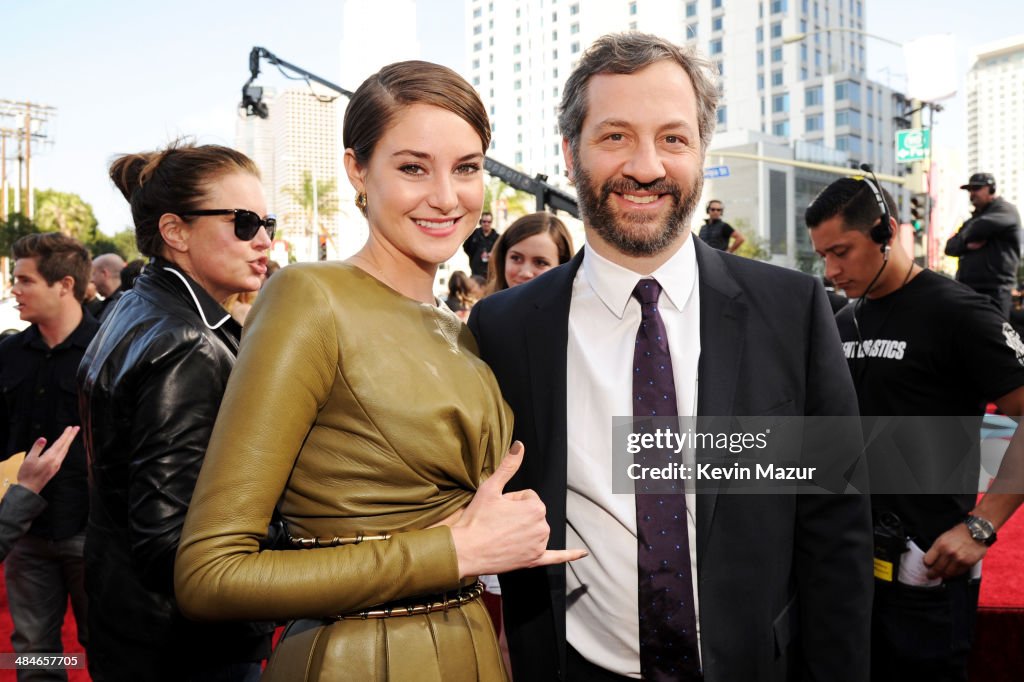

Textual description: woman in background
[444,270,474,319]
[176,61,584,682]
[78,142,274,681]
[485,211,573,294]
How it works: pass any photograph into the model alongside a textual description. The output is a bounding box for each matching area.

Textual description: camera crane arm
[240,47,578,218]
[242,47,352,118]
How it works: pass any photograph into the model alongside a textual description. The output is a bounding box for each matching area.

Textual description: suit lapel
[523,251,583,549]
[693,239,747,569]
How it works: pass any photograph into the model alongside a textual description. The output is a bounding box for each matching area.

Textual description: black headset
[859,164,891,256]
[851,164,897,377]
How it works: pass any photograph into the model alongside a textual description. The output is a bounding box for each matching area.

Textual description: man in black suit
[469,32,873,682]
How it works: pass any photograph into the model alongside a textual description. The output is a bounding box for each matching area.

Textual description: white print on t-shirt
[1002,322,1024,366]
[842,339,907,360]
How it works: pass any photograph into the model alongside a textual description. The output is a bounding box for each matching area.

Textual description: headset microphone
[851,166,892,327]
[858,164,893,253]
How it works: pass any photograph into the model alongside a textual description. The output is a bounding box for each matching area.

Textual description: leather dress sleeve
[175,267,462,622]
[128,328,229,594]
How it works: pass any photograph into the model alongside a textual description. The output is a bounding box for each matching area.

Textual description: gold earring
[355,192,367,211]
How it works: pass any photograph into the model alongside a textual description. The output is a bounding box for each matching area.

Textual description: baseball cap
[961,172,996,190]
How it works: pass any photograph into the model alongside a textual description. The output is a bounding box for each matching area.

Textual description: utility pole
[1,128,10,221]
[905,99,931,267]
[0,99,57,221]
[925,104,937,269]
[23,106,31,217]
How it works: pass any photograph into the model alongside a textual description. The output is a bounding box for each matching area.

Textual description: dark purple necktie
[632,278,702,681]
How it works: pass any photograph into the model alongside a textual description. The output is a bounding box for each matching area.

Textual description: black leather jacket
[77,259,270,680]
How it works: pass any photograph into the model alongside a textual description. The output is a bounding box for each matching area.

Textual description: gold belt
[287,532,483,619]
[335,581,485,620]
[288,532,392,548]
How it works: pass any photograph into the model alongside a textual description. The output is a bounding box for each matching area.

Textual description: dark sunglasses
[178,209,277,241]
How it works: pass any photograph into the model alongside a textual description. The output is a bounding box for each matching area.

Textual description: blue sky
[2,0,1022,234]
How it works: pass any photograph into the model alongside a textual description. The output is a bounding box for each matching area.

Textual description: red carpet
[0,511,1021,681]
[970,502,1024,681]
[977,505,1024,608]
[0,564,87,681]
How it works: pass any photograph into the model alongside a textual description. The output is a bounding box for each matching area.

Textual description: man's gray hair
[558,32,719,159]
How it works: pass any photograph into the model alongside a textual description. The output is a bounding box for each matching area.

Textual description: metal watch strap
[965,514,997,546]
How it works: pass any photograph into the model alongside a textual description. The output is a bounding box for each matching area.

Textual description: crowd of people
[0,29,1022,682]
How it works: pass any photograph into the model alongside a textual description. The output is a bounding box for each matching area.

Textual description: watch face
[967,516,996,545]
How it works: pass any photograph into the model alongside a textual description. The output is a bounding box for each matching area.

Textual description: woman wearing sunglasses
[175,62,585,682]
[77,141,274,681]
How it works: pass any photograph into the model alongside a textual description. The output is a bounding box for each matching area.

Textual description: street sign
[704,165,730,179]
[895,128,930,163]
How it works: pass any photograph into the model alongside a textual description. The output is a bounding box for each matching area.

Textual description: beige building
[235,88,345,263]
[467,0,910,271]
[967,35,1024,210]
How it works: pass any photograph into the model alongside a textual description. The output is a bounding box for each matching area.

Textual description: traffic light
[318,234,328,261]
[909,194,926,233]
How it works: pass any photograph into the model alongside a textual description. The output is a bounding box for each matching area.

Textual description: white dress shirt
[565,236,701,677]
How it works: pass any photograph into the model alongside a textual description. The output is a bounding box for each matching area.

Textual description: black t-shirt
[463,227,499,277]
[698,219,735,251]
[835,270,1024,544]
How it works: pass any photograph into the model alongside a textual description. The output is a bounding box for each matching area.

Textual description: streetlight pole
[783,26,928,194]
[782,26,902,48]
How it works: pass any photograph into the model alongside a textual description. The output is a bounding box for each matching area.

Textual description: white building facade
[236,89,345,263]
[967,34,1024,210]
[466,0,912,269]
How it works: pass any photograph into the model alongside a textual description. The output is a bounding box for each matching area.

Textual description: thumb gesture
[451,441,588,578]
[477,440,525,496]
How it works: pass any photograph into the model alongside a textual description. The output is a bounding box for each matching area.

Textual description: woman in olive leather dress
[175,61,585,682]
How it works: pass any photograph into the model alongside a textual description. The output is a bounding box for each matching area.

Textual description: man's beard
[573,154,702,257]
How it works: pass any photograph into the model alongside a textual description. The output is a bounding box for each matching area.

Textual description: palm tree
[283,170,339,241]
[33,189,99,243]
[485,178,533,229]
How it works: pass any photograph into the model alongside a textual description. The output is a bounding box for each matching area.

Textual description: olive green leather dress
[175,263,513,681]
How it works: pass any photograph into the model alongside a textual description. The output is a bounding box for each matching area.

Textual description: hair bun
[109,152,156,202]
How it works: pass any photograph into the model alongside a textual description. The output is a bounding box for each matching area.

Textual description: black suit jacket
[469,239,873,682]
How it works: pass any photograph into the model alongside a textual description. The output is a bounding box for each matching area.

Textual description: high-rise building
[272,89,343,263]
[235,88,345,263]
[234,87,277,213]
[232,1,423,264]
[466,0,911,269]
[967,34,1024,210]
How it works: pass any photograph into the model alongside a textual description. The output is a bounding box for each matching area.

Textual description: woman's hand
[17,426,80,494]
[449,441,588,577]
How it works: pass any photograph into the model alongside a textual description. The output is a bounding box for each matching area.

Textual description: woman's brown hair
[109,139,260,258]
[343,60,491,167]
[486,212,574,294]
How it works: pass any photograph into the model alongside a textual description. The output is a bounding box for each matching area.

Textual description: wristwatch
[965,515,998,546]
